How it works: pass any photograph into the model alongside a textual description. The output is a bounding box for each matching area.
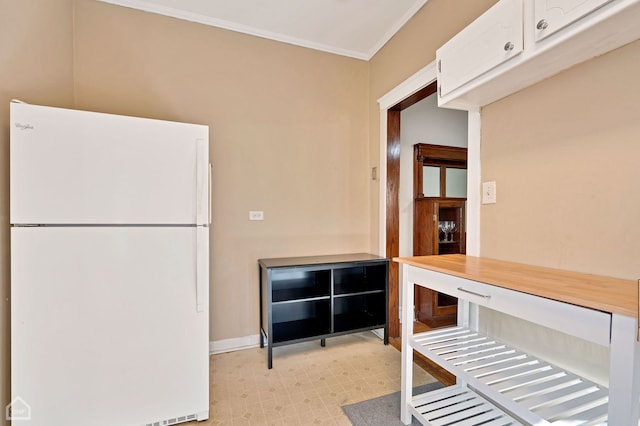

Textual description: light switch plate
[482,181,497,204]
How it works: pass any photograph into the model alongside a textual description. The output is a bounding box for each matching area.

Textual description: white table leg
[400,264,414,425]
[608,313,640,425]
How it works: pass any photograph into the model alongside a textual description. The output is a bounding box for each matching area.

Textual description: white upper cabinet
[534,0,614,41]
[437,0,523,97]
[437,0,640,110]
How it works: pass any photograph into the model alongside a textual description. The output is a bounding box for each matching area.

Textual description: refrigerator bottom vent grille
[145,413,197,426]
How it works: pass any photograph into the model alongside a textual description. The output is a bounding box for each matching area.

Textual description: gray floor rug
[341,382,444,425]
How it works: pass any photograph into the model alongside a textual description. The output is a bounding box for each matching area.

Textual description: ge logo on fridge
[14,122,34,131]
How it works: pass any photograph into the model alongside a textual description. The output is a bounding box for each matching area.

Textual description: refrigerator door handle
[196,226,209,312]
[208,163,212,226]
[196,138,208,226]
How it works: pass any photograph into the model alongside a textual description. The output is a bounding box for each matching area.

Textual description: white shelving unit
[397,255,640,426]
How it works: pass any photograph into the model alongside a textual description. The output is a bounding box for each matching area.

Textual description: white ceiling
[98,0,429,60]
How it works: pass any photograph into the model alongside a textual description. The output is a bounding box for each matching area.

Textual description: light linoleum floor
[196,332,436,426]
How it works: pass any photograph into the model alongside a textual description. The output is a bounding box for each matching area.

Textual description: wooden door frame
[377,61,481,339]
[385,82,437,337]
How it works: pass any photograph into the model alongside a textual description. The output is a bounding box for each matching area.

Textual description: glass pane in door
[422,166,440,197]
[445,168,467,198]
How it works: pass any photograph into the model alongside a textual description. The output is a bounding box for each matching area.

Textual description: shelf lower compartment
[334,312,385,333]
[272,319,331,344]
[410,326,609,425]
[411,384,523,426]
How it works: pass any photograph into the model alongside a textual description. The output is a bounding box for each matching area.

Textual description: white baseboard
[209,334,261,354]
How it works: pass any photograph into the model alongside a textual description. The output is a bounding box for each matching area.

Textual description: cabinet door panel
[437,0,523,96]
[413,199,437,256]
[534,0,613,41]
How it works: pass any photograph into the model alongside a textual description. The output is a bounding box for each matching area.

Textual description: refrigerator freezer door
[10,102,209,225]
[11,227,209,426]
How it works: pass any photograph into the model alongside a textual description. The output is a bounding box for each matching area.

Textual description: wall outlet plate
[249,211,264,220]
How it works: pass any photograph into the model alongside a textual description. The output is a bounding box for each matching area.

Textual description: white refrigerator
[10,101,210,426]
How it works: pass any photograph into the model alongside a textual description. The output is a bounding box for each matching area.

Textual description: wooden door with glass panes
[413,144,467,327]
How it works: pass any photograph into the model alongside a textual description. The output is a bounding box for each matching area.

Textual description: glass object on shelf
[438,220,458,243]
[448,221,457,242]
[445,168,467,198]
[422,166,440,197]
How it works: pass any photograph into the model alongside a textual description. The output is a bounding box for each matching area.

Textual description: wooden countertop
[394,254,638,319]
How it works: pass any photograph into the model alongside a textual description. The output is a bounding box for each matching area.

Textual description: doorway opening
[382,78,474,322]
[377,59,481,386]
[385,82,438,339]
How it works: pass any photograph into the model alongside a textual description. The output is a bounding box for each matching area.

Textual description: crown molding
[98,0,427,61]
[366,0,429,59]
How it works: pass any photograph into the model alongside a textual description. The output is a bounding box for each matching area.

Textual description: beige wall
[481,39,640,280]
[0,0,75,422]
[367,1,639,383]
[471,25,640,386]
[478,42,640,381]
[368,0,638,282]
[367,0,498,254]
[2,0,637,418]
[72,0,371,342]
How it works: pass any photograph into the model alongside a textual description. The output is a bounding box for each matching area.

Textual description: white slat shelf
[410,326,609,425]
[410,384,523,426]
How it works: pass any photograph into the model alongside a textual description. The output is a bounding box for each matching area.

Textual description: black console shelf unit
[259,253,389,368]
